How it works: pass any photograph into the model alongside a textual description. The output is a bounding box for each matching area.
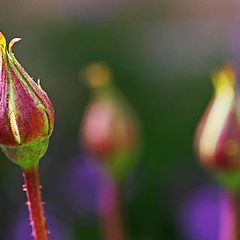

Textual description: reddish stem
[99,179,125,240]
[23,166,48,240]
[230,193,240,240]
[219,191,239,240]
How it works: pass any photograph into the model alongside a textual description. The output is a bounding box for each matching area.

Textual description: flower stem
[23,165,48,240]
[230,192,240,240]
[219,191,239,240]
[99,178,125,240]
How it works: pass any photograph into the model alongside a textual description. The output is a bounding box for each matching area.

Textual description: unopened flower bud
[0,33,54,169]
[81,63,140,182]
[195,64,240,171]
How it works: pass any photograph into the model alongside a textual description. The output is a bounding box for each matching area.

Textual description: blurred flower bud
[81,63,141,182]
[195,64,240,171]
[0,33,54,169]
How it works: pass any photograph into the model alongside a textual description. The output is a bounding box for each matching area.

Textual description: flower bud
[0,33,54,169]
[81,63,140,182]
[195,64,240,171]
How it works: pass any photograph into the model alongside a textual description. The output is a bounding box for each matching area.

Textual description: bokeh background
[0,0,239,239]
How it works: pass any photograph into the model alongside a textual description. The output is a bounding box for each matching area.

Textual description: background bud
[0,33,54,169]
[81,63,141,182]
[195,64,240,170]
[195,64,240,190]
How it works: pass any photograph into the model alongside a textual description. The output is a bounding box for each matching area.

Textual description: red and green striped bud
[0,33,54,169]
[195,64,240,170]
[81,63,140,182]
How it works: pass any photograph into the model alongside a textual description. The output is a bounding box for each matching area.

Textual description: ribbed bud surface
[0,33,54,169]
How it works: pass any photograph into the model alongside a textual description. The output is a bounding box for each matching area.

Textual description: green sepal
[105,149,139,183]
[215,170,240,192]
[1,137,49,169]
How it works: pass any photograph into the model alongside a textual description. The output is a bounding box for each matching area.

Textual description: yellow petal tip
[0,32,6,48]
[212,64,236,93]
[85,62,112,88]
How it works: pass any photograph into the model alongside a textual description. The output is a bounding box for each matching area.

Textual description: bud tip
[212,64,236,93]
[0,32,6,47]
[9,37,22,53]
[85,62,112,88]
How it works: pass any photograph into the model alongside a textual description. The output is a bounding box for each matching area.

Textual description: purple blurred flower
[7,208,68,240]
[62,154,105,217]
[178,185,234,240]
[62,153,136,220]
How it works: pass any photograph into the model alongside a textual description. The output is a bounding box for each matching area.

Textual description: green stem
[23,165,48,240]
